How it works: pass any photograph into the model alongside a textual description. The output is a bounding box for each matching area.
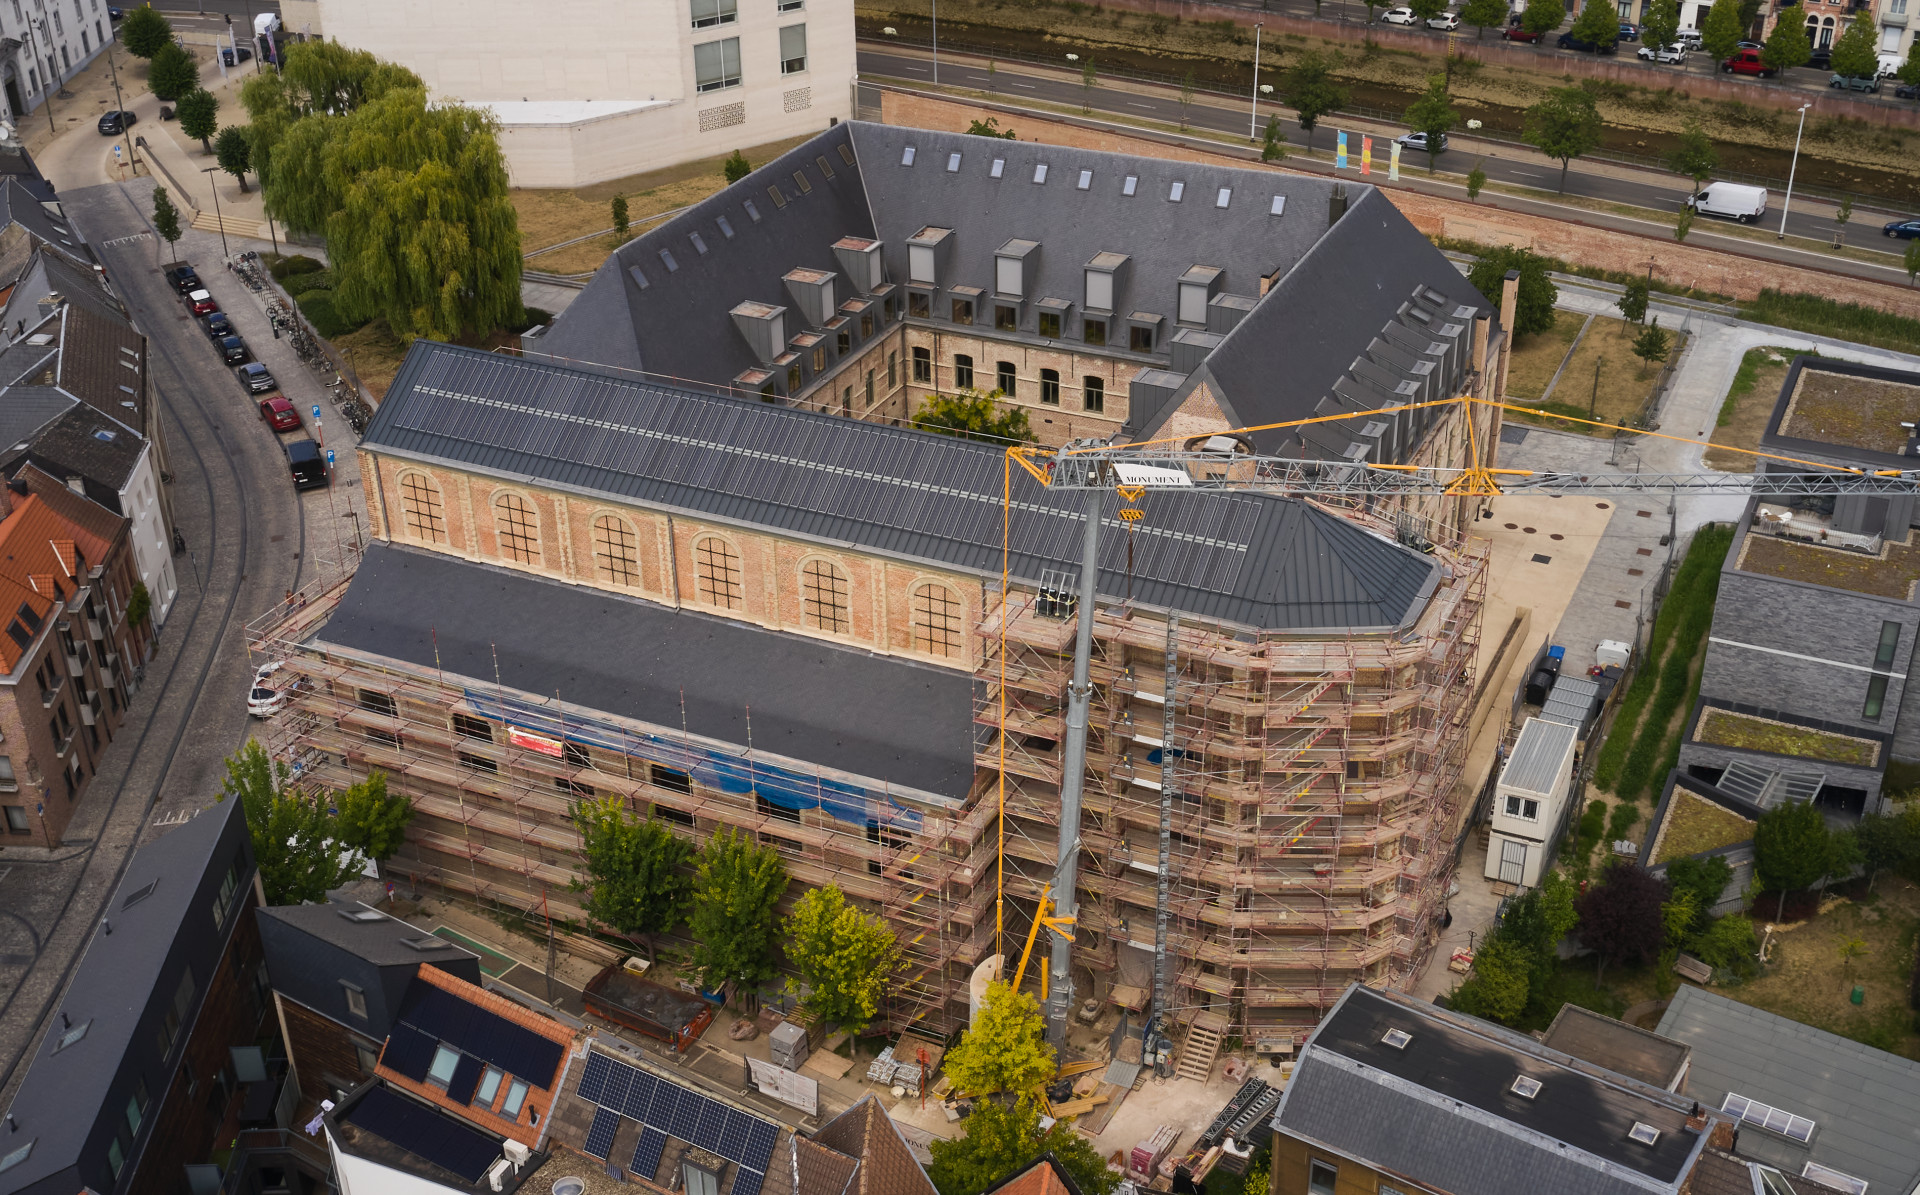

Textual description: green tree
[1829,16,1878,79]
[1701,0,1745,63]
[1762,5,1811,70]
[1409,0,1449,22]
[1179,70,1196,130]
[1402,75,1459,173]
[1467,161,1487,202]
[1618,276,1650,325]
[240,41,424,213]
[1261,114,1288,162]
[1754,799,1834,921]
[148,41,199,103]
[334,771,413,876]
[1900,38,1920,86]
[1907,239,1920,288]
[1675,205,1696,242]
[928,1098,1118,1195]
[1523,86,1604,192]
[1632,318,1672,374]
[1569,0,1621,49]
[176,88,219,154]
[943,981,1056,1095]
[1660,889,1699,947]
[965,117,1017,138]
[611,194,629,239]
[1467,244,1558,337]
[724,149,753,180]
[1689,913,1759,972]
[1665,120,1719,191]
[784,884,902,1033]
[1462,0,1510,38]
[1080,58,1096,113]
[151,187,182,262]
[1664,855,1731,933]
[913,390,1035,443]
[1642,0,1681,49]
[214,126,252,192]
[1522,0,1567,36]
[570,796,694,960]
[1449,937,1531,1023]
[1574,860,1669,982]
[121,4,173,58]
[1286,51,1349,153]
[127,581,152,628]
[686,827,789,1001]
[218,741,357,906]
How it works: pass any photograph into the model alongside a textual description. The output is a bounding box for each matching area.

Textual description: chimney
[1329,184,1349,227]
[1206,293,1256,335]
[1499,269,1520,340]
[37,293,61,319]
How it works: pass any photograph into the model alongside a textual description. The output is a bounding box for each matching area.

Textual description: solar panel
[397,980,564,1084]
[731,1169,764,1195]
[693,1100,726,1152]
[345,1085,501,1183]
[741,1117,779,1172]
[600,1061,632,1114]
[583,1106,622,1161]
[380,1023,438,1082]
[630,1127,669,1182]
[624,1071,657,1123]
[447,1053,484,1104]
[669,1090,702,1141]
[577,1051,611,1103]
[649,1083,680,1133]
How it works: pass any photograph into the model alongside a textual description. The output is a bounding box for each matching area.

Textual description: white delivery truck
[1484,716,1579,889]
[1685,182,1769,224]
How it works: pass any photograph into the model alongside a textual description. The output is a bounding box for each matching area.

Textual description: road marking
[1013,82,1037,88]
[1129,102,1155,109]
[100,233,150,247]
[900,63,928,71]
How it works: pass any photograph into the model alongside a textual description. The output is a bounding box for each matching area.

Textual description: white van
[1686,181,1769,224]
[1674,27,1703,47]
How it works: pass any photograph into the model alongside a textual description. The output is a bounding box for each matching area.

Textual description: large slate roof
[1274,986,1706,1195]
[315,542,978,800]
[1656,985,1920,1195]
[367,341,1442,632]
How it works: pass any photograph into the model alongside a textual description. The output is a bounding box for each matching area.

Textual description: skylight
[1722,1094,1815,1143]
[1380,1028,1411,1049]
[1168,181,1185,202]
[1627,1123,1660,1146]
[1216,187,1232,209]
[1077,169,1092,190]
[52,1019,90,1052]
[1122,175,1138,196]
[1510,1075,1542,1099]
[990,158,1005,178]
[123,880,157,909]
[743,199,761,222]
[1801,1162,1867,1195]
[947,152,961,172]
[689,232,708,256]
[0,1141,32,1174]
[1033,163,1049,184]
[716,215,734,239]
[1270,195,1287,217]
[338,907,384,923]
[901,146,916,166]
[628,266,650,291]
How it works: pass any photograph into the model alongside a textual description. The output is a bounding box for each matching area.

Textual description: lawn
[1694,708,1879,767]
[1722,878,1920,1061]
[1502,315,1585,402]
[1648,787,1754,865]
[1505,317,1682,437]
[1704,347,1799,473]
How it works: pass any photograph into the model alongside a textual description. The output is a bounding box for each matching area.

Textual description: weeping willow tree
[242,44,522,343]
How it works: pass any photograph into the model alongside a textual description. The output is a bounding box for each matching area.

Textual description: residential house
[0,0,115,127]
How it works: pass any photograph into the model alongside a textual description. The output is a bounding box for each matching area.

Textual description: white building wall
[0,0,113,125]
[314,0,854,188]
[120,448,176,629]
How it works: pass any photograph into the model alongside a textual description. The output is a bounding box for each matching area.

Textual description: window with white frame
[1504,795,1540,821]
[694,37,741,91]
[779,24,807,73]
[690,0,736,27]
[1308,1160,1338,1195]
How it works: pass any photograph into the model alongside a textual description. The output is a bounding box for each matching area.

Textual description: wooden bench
[1673,953,1713,985]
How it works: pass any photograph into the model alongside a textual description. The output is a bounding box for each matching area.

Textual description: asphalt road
[859,47,1915,259]
[0,174,350,1106]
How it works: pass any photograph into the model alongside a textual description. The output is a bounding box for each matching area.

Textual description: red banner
[508,727,564,758]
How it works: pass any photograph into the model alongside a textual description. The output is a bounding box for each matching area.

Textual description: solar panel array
[583,1106,622,1161]
[396,980,564,1084]
[576,1050,779,1186]
[345,1085,502,1183]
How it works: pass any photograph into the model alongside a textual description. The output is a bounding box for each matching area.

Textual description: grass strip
[1614,524,1735,802]
[1740,290,1920,355]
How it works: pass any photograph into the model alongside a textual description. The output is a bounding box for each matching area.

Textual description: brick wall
[878,90,1920,322]
[903,324,1135,443]
[280,995,381,1107]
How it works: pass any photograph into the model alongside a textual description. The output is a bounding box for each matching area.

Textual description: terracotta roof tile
[0,492,113,670]
[983,1156,1082,1195]
[809,1096,938,1195]
[793,1137,859,1195]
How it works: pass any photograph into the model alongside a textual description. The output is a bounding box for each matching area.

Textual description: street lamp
[930,0,939,86]
[1777,101,1811,242]
[1249,23,1264,142]
[24,18,54,136]
[200,166,230,263]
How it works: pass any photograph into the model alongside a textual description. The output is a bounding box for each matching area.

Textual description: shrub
[505,306,553,334]
[296,290,364,338]
[270,254,325,281]
[1688,914,1757,975]
[283,269,333,296]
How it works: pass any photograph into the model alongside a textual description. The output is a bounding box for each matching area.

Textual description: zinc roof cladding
[852,123,1335,338]
[537,124,874,382]
[1276,986,1702,1195]
[2,799,248,1194]
[1171,188,1491,457]
[366,341,1441,632]
[1655,985,1920,1195]
[1500,717,1579,798]
[257,900,480,969]
[315,542,977,800]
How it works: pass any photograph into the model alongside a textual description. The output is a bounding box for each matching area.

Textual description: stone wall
[879,88,1920,322]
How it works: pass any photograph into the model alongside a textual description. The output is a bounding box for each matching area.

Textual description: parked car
[1685,181,1770,223]
[1831,72,1880,92]
[1722,49,1776,76]
[218,333,248,363]
[239,362,277,393]
[1897,81,1920,99]
[1558,30,1617,52]
[163,264,200,294]
[1395,130,1450,152]
[1502,23,1543,40]
[1885,219,1920,240]
[221,45,253,67]
[1737,39,1762,49]
[107,5,122,18]
[1637,43,1688,63]
[1618,21,1638,40]
[97,110,137,135]
[1807,47,1832,69]
[202,312,233,340]
[259,396,301,432]
[247,662,306,718]
[285,439,329,490]
[1380,6,1418,22]
[186,289,218,316]
[1427,11,1461,29]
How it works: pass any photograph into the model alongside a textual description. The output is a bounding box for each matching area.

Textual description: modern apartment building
[293,0,853,187]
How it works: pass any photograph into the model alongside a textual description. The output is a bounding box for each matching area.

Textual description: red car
[1721,48,1777,76]
[1501,24,1542,41]
[187,288,218,316]
[259,396,301,432]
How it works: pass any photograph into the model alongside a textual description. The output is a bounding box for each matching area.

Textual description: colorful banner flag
[1389,139,1401,182]
[1336,131,1348,170]
[1361,136,1373,176]
[509,726,565,758]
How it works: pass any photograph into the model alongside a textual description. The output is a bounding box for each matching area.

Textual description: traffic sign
[326,449,336,466]
[312,405,321,419]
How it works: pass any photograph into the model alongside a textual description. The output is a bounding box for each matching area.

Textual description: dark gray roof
[0,182,85,262]
[259,901,480,969]
[1541,1005,1691,1092]
[367,341,1441,632]
[314,542,978,800]
[1275,986,1705,1195]
[2,799,251,1195]
[0,384,75,453]
[1655,986,1920,1195]
[18,400,145,490]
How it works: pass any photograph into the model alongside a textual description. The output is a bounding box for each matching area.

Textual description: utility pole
[105,43,130,174]
[1249,24,1263,142]
[1777,102,1810,242]
[201,166,230,263]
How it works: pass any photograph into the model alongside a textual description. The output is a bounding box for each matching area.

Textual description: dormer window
[1084,251,1128,314]
[907,226,952,285]
[996,239,1039,300]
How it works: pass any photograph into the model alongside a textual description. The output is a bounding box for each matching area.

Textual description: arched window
[593,514,641,586]
[912,583,964,657]
[693,536,743,609]
[398,472,445,543]
[493,493,540,565]
[801,559,850,634]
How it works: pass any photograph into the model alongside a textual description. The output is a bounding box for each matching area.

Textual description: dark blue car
[1886,219,1920,240]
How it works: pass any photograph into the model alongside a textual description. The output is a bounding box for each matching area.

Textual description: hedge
[296,291,366,339]
[1742,290,1920,356]
[284,269,333,297]
[269,253,325,281]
